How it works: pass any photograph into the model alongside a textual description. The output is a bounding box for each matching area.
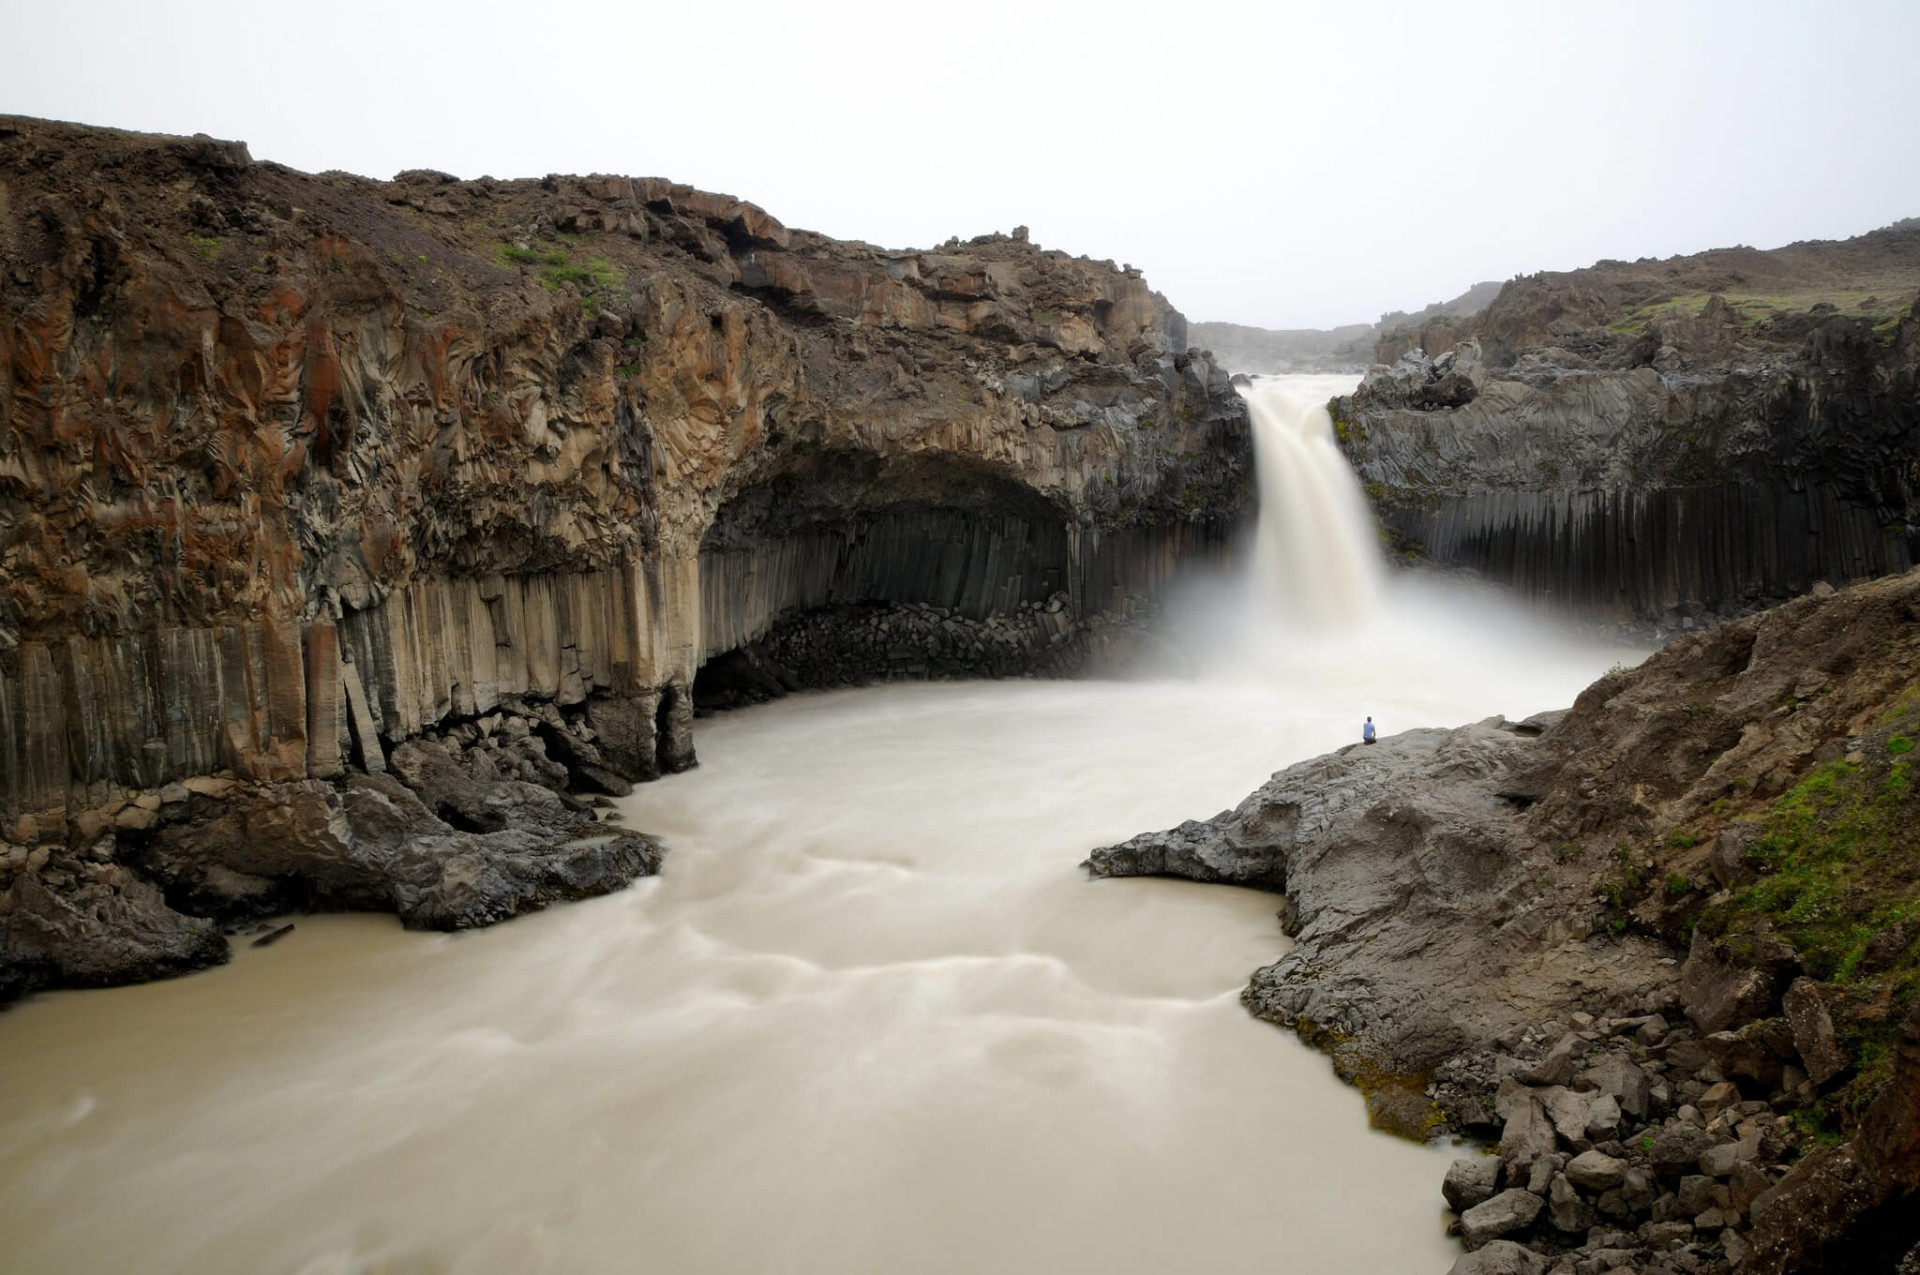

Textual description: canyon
[0,116,1245,995]
[4,112,1920,1275]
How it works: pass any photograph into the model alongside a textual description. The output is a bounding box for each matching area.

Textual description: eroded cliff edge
[0,116,1249,996]
[1089,569,1920,1274]
[1333,224,1920,631]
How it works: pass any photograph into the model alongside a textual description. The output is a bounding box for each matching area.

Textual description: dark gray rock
[1582,1055,1652,1120]
[1548,1172,1598,1232]
[1648,1125,1715,1176]
[1566,1150,1629,1192]
[1782,977,1848,1087]
[1445,1156,1506,1212]
[1680,929,1789,1034]
[1445,1239,1547,1275]
[1460,1189,1545,1250]
[1,865,226,999]
[134,772,664,934]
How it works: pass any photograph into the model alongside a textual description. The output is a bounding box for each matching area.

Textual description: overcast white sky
[5,0,1918,328]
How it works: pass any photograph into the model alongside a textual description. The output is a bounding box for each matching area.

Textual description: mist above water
[0,378,1641,1274]
[1163,373,1639,725]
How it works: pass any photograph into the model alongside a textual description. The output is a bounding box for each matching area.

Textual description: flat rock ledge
[1,696,664,1002]
[1084,713,1920,1274]
[1086,713,1680,1091]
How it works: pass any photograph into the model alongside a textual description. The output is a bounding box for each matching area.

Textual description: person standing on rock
[1363,716,1376,745]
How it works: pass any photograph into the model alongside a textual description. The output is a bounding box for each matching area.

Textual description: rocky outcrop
[1088,713,1679,1111]
[1088,567,1920,1272]
[1336,223,1920,630]
[0,116,1249,995]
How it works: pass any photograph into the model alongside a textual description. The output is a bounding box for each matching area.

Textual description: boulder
[1782,977,1848,1087]
[1565,1149,1629,1192]
[1700,1131,1761,1178]
[1705,1024,1789,1089]
[1540,1086,1595,1149]
[1581,1055,1651,1120]
[1680,929,1790,1034]
[1648,1124,1714,1175]
[1584,1092,1623,1142]
[1,866,226,1000]
[1517,1034,1579,1086]
[1460,1189,1545,1250]
[1445,1240,1546,1275]
[1697,1080,1741,1119]
[1548,1172,1597,1232]
[1642,1219,1695,1251]
[1444,1156,1505,1212]
[1500,1095,1560,1170]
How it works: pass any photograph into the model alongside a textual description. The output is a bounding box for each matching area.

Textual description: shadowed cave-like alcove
[692,449,1231,708]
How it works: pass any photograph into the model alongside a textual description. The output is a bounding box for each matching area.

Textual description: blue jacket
[1363,721,1376,741]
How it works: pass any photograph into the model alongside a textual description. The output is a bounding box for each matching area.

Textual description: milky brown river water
[0,614,1630,1274]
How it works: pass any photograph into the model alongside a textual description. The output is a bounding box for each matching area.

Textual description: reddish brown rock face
[0,115,1249,827]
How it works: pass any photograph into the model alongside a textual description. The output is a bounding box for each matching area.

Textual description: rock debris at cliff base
[1,693,665,1000]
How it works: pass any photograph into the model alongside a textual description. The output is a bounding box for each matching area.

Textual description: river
[0,377,1635,1273]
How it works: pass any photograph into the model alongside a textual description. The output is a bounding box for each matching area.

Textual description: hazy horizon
[5,0,1917,330]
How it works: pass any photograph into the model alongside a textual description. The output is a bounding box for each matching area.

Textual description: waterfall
[1241,375,1384,628]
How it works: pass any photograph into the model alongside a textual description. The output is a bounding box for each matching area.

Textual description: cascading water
[0,377,1641,1275]
[1241,373,1382,626]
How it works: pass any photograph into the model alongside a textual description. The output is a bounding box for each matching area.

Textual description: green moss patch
[1698,707,1920,1131]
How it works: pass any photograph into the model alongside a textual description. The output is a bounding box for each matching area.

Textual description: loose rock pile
[1435,1006,1813,1274]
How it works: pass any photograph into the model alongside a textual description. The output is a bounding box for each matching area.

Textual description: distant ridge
[1192,280,1501,375]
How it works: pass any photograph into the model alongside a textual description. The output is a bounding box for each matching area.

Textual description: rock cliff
[1335,224,1920,630]
[1089,567,1920,1273]
[0,115,1249,995]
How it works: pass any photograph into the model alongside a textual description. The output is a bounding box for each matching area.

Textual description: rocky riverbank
[0,694,665,1001]
[0,114,1248,997]
[1333,222,1920,630]
[1088,568,1920,1272]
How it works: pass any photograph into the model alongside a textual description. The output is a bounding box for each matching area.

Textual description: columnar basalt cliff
[1334,224,1920,630]
[0,116,1248,995]
[1091,568,1920,1273]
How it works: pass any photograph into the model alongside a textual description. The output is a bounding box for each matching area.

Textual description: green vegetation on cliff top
[1606,287,1918,335]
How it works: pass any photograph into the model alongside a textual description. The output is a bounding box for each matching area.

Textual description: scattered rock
[1446,1239,1547,1275]
[1461,1189,1546,1250]
[1444,1156,1505,1211]
[1782,977,1848,1087]
[1566,1149,1629,1191]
